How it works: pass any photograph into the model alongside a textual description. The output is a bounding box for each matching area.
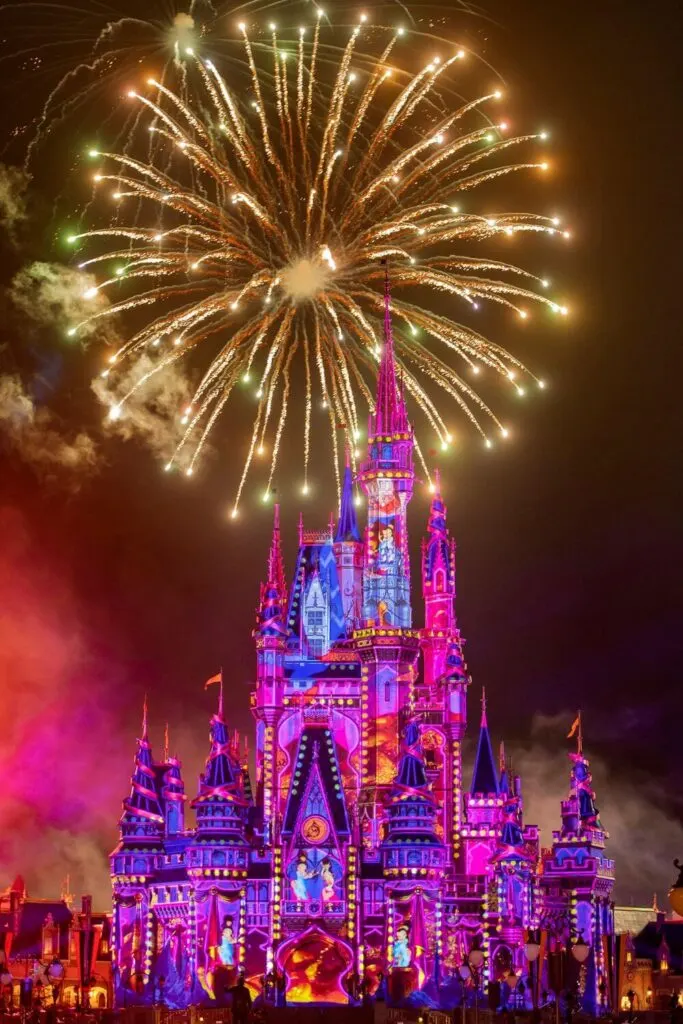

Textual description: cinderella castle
[110,281,616,1012]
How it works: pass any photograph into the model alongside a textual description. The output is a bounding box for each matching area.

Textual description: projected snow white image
[287,850,342,903]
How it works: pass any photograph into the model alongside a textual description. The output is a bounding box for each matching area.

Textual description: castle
[110,279,615,1012]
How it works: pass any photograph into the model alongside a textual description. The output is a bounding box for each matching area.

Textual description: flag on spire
[567,710,583,753]
[205,671,222,689]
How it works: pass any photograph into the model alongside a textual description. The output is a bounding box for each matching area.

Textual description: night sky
[0,0,681,907]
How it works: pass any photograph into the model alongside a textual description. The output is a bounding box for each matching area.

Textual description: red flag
[204,671,222,690]
[206,891,220,965]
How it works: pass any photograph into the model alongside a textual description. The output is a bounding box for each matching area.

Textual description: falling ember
[70,20,569,511]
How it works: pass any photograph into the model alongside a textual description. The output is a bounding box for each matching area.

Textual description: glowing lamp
[571,937,590,964]
[524,941,541,962]
[469,948,484,969]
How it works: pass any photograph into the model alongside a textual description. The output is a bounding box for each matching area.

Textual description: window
[307,610,324,626]
[309,638,324,657]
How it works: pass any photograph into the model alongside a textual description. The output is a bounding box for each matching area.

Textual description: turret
[358,262,414,629]
[333,453,363,632]
[158,726,186,836]
[118,698,164,844]
[462,691,502,875]
[382,721,445,876]
[253,504,289,833]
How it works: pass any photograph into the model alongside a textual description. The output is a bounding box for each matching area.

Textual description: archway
[278,926,352,1004]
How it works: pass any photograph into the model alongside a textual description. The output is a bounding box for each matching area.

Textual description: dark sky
[0,0,681,905]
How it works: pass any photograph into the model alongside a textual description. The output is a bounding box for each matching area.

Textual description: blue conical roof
[470,691,499,796]
[335,462,361,542]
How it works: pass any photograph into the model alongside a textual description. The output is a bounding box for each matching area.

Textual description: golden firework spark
[68,14,570,514]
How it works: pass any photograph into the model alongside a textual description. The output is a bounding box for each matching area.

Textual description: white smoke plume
[0,163,29,236]
[92,354,195,467]
[514,713,683,905]
[0,374,98,479]
[9,261,118,345]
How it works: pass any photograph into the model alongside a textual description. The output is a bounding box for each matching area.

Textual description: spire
[192,707,249,837]
[470,688,499,795]
[335,457,361,542]
[163,721,169,763]
[373,261,409,436]
[382,721,442,847]
[120,704,164,833]
[499,740,509,795]
[427,469,448,538]
[268,503,286,599]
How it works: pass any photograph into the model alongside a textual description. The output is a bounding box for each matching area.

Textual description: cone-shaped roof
[120,698,164,832]
[335,457,361,542]
[470,689,499,796]
[372,263,409,436]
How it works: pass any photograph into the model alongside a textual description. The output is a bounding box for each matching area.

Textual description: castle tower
[421,469,457,686]
[358,264,413,629]
[118,699,164,845]
[253,505,289,838]
[354,266,420,803]
[541,723,615,1015]
[462,691,502,875]
[333,453,363,632]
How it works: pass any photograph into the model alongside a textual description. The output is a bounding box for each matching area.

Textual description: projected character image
[392,923,412,968]
[287,850,342,904]
[218,918,236,967]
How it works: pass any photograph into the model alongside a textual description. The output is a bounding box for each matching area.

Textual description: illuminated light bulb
[185,467,193,477]
[83,287,98,299]
[501,427,510,438]
[537,380,546,389]
[519,310,528,319]
[109,405,122,421]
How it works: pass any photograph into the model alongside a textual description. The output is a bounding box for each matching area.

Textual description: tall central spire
[373,262,409,436]
[268,503,287,599]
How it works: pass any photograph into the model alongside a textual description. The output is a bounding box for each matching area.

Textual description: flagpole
[578,709,583,756]
[219,667,224,718]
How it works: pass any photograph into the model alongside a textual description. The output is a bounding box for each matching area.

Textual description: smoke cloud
[92,354,195,468]
[9,261,118,345]
[0,163,29,237]
[0,374,98,481]
[0,508,124,905]
[514,714,683,905]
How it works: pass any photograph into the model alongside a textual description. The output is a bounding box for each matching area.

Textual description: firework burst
[67,13,570,514]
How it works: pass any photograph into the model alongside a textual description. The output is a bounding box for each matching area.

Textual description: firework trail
[63,11,570,514]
